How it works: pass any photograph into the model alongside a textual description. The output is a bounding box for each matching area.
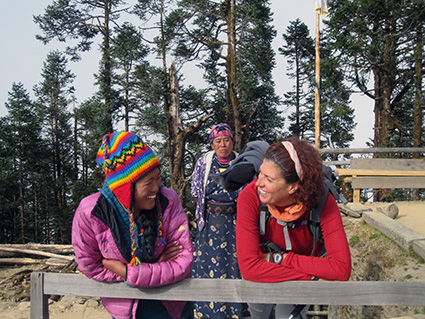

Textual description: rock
[49,294,61,302]
[376,203,399,219]
[85,298,101,308]
[339,203,371,218]
[60,295,79,304]
[17,301,30,311]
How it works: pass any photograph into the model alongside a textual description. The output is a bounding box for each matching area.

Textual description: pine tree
[34,0,128,133]
[169,0,282,148]
[280,19,355,149]
[111,22,150,131]
[34,51,76,243]
[3,83,46,243]
[279,19,315,137]
[326,0,419,148]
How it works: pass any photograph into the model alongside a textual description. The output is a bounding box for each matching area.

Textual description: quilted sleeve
[72,193,122,283]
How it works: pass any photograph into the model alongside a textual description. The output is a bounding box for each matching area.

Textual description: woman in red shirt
[236,137,351,319]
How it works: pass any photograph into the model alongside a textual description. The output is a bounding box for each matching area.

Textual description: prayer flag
[315,0,328,15]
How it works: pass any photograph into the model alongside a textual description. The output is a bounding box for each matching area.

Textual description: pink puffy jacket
[72,187,193,319]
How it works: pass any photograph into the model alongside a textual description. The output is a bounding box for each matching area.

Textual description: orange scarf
[267,203,308,222]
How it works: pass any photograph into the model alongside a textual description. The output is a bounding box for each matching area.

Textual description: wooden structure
[336,158,425,202]
[30,272,425,318]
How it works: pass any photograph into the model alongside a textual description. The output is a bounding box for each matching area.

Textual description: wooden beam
[31,272,425,308]
[352,177,425,189]
[319,147,425,155]
[0,246,74,261]
[336,169,425,177]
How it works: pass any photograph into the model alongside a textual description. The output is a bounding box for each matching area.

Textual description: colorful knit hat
[96,132,161,210]
[208,123,234,144]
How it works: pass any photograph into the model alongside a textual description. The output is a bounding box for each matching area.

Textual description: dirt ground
[1,205,425,319]
[361,201,425,237]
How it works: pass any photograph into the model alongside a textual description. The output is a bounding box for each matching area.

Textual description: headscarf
[208,123,234,144]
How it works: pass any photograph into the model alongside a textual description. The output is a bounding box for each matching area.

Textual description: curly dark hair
[263,137,325,208]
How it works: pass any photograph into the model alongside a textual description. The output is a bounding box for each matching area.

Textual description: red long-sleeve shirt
[236,180,351,283]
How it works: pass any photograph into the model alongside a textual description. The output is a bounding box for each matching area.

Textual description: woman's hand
[102,259,126,279]
[158,241,183,262]
[262,252,272,262]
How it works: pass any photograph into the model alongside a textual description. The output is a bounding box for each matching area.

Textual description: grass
[334,217,425,318]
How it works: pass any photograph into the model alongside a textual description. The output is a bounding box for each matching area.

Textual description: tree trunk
[0,246,74,261]
[373,67,383,150]
[168,61,212,203]
[0,244,73,254]
[34,189,38,243]
[73,109,78,181]
[412,19,423,200]
[19,135,25,244]
[103,0,113,132]
[0,258,47,265]
[227,0,242,151]
[168,61,185,200]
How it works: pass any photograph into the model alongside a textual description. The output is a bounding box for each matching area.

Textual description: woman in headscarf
[191,123,249,319]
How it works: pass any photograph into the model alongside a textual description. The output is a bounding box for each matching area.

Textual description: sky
[0,0,374,148]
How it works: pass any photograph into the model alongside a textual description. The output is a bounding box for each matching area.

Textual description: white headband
[281,141,303,179]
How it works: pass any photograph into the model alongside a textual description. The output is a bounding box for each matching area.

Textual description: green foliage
[325,0,423,147]
[169,0,283,145]
[2,83,47,243]
[33,51,78,243]
[348,235,360,247]
[3,0,423,244]
[111,22,150,129]
[280,18,355,148]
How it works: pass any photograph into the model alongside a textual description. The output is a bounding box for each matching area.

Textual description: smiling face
[132,168,161,211]
[256,159,298,207]
[210,136,234,159]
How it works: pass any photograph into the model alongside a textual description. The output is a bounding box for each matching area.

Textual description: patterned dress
[192,154,249,319]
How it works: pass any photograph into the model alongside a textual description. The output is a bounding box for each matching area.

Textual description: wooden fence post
[30,272,49,319]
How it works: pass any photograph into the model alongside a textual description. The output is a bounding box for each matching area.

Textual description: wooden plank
[37,272,425,306]
[323,160,350,166]
[30,272,49,319]
[336,169,425,177]
[352,177,425,189]
[351,158,425,170]
[0,246,74,261]
[353,189,360,203]
[319,148,425,155]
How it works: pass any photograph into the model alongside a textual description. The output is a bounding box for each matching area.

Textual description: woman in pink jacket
[72,132,193,319]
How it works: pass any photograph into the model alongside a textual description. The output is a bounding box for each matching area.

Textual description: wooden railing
[319,147,425,155]
[335,158,425,202]
[320,147,425,166]
[30,272,425,319]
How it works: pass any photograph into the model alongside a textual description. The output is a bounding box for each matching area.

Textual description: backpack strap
[259,195,269,236]
[323,164,348,205]
[259,188,328,255]
[276,219,308,251]
[310,187,329,256]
